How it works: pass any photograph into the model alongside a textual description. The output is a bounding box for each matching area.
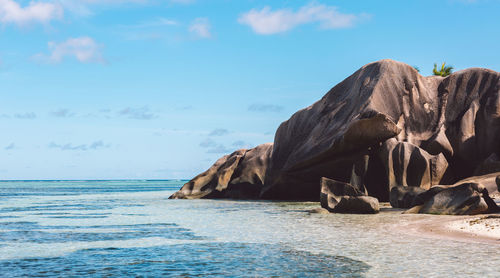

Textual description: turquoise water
[0,181,499,277]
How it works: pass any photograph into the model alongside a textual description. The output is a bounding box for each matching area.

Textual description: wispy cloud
[199,138,234,154]
[131,17,178,28]
[208,128,229,136]
[0,0,63,27]
[13,112,37,119]
[34,36,105,64]
[232,140,248,148]
[1,112,37,119]
[58,0,151,17]
[199,138,217,148]
[50,108,75,118]
[238,3,365,35]
[189,17,211,38]
[88,140,109,150]
[48,140,111,151]
[49,142,88,151]
[4,142,15,150]
[248,103,284,113]
[118,106,157,120]
[206,144,233,154]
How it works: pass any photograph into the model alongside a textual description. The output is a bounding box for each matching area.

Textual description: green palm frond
[433,62,453,77]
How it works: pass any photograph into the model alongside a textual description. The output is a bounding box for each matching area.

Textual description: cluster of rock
[391,173,500,214]
[170,59,500,215]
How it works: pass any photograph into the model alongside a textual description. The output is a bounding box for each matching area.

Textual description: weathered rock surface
[402,182,500,215]
[380,139,448,191]
[407,183,489,215]
[320,177,379,214]
[169,143,272,199]
[171,59,500,202]
[389,186,427,209]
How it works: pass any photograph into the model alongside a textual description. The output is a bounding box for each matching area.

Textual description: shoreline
[394,212,500,245]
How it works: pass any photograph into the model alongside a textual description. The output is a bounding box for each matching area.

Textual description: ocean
[0,180,498,277]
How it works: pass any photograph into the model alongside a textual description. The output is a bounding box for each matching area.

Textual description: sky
[0,0,499,180]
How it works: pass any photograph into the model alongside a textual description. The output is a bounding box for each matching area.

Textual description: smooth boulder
[169,143,272,199]
[406,183,500,215]
[320,177,379,214]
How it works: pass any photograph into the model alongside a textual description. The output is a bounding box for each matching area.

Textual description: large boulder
[170,59,500,201]
[405,183,500,215]
[320,177,379,214]
[169,143,272,199]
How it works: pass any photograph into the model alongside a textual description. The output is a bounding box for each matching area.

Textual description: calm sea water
[0,180,499,277]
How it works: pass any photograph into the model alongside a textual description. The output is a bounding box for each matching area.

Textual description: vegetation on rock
[433,62,453,77]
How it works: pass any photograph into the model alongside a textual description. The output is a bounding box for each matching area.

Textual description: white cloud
[57,0,149,17]
[132,17,178,28]
[248,103,284,113]
[48,140,111,151]
[189,17,211,39]
[0,0,63,26]
[35,36,104,64]
[50,108,75,117]
[238,3,363,35]
[118,106,157,120]
[208,128,229,136]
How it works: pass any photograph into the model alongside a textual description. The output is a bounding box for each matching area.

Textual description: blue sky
[0,0,499,179]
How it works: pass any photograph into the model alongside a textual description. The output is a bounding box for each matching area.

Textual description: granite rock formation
[320,177,379,214]
[404,182,500,215]
[171,59,500,204]
[169,143,272,199]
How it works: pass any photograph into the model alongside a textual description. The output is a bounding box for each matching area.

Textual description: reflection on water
[0,180,499,277]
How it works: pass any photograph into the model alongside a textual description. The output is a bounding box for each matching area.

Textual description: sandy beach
[396,212,500,245]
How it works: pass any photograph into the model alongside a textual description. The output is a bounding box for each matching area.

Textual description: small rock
[320,177,379,214]
[332,196,380,214]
